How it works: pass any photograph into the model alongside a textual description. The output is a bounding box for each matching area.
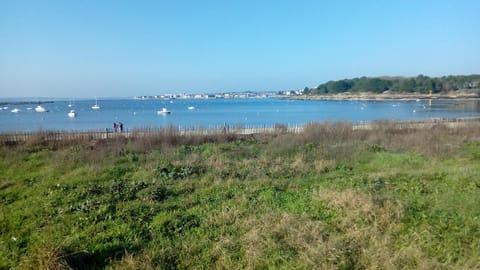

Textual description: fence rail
[0,124,304,144]
[1,118,479,144]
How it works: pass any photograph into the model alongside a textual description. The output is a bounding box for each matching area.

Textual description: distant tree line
[306,75,480,94]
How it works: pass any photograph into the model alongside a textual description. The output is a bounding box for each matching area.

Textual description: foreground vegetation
[1,122,480,269]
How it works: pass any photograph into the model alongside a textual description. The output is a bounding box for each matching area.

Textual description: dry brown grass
[303,121,356,143]
[365,121,480,156]
[7,126,240,153]
[274,123,288,134]
[295,120,480,158]
[312,189,447,269]
[108,251,155,270]
[19,244,71,270]
[7,119,480,159]
[241,212,341,269]
[226,188,447,269]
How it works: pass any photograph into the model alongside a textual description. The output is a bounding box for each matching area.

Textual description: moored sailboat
[91,97,100,110]
[68,110,77,118]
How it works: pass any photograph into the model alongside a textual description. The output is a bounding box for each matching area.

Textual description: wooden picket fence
[0,124,304,144]
[1,118,479,144]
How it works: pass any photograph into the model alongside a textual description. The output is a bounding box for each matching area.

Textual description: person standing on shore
[119,122,123,133]
[223,122,228,134]
[114,122,118,133]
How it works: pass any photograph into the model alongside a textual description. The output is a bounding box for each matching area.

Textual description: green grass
[1,123,480,269]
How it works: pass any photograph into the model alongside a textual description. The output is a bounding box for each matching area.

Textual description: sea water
[0,98,479,132]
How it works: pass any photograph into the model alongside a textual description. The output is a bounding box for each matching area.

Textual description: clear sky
[1,0,479,98]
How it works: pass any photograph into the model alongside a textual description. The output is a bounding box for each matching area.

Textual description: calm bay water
[1,98,480,132]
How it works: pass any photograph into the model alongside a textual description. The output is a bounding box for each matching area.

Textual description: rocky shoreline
[0,100,54,106]
[287,91,480,101]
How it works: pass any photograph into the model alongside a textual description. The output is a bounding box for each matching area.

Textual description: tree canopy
[307,75,480,94]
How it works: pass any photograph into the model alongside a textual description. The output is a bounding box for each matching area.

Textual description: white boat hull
[35,106,48,112]
[157,108,171,115]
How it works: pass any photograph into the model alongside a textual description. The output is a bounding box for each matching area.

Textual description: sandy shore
[287,91,480,101]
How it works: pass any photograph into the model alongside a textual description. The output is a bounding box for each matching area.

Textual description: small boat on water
[91,97,100,110]
[187,106,195,110]
[157,108,171,115]
[11,108,21,113]
[67,110,77,118]
[35,105,48,112]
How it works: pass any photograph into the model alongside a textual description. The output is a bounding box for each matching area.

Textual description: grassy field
[1,122,480,269]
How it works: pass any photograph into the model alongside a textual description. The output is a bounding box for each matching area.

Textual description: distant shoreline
[287,92,480,101]
[0,101,54,106]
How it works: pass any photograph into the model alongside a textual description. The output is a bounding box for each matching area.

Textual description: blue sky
[1,0,479,98]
